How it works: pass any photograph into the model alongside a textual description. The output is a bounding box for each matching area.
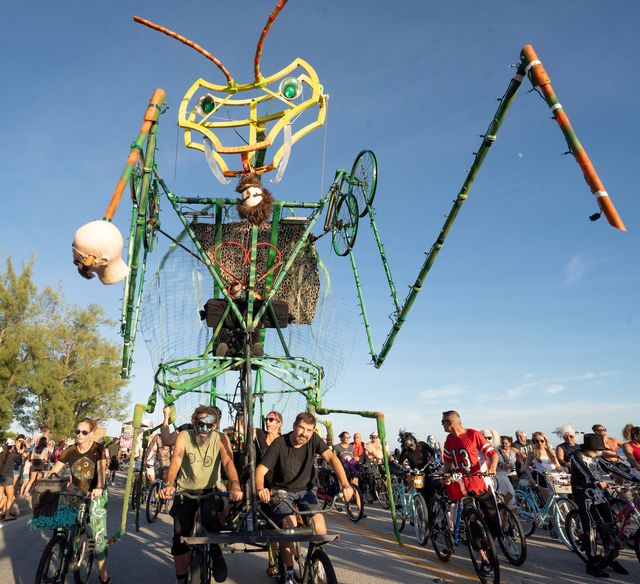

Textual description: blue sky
[1,1,638,445]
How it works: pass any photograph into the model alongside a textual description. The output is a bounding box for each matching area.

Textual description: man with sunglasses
[441,409,500,573]
[592,424,625,463]
[162,405,243,584]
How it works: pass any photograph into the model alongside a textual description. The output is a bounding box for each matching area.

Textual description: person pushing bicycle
[255,412,353,584]
[161,405,244,584]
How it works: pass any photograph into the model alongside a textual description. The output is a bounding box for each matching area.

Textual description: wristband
[166,481,176,487]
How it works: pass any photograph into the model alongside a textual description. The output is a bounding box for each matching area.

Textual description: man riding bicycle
[441,410,499,574]
[161,405,244,584]
[255,412,353,584]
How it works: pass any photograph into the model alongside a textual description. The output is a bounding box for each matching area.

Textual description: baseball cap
[72,220,129,285]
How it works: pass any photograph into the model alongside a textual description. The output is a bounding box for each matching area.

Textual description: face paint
[242,186,264,208]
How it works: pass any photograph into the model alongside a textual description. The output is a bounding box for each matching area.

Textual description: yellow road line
[330,511,479,582]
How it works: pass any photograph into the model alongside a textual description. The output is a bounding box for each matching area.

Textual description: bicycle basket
[29,483,86,530]
[407,472,425,490]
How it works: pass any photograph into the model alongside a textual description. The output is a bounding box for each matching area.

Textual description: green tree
[0,257,37,430]
[1,256,130,438]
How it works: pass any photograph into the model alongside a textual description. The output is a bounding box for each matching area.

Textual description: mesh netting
[139,222,357,429]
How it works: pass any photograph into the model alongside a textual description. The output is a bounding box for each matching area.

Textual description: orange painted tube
[521,45,626,232]
[103,88,166,220]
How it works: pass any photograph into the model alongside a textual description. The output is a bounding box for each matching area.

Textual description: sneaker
[608,560,629,575]
[479,561,494,578]
[209,544,228,583]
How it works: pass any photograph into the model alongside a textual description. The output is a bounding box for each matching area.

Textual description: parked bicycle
[358,461,386,506]
[35,491,94,584]
[515,471,576,550]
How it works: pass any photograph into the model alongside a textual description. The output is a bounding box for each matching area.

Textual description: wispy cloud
[563,255,589,285]
[420,384,470,401]
[504,371,619,399]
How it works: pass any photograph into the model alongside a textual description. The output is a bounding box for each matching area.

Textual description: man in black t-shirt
[256,412,353,584]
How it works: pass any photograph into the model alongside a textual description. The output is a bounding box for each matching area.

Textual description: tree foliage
[1,257,129,438]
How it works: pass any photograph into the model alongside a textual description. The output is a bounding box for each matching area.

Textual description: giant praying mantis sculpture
[72,0,625,544]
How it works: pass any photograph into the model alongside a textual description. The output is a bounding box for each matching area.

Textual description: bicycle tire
[72,526,95,584]
[331,193,359,256]
[375,477,390,509]
[634,527,640,563]
[413,493,429,546]
[430,501,454,562]
[393,486,406,532]
[349,149,378,217]
[345,484,365,522]
[464,508,500,584]
[188,547,207,584]
[35,531,68,584]
[566,508,603,564]
[552,496,576,550]
[514,490,536,537]
[146,482,162,523]
[131,475,140,511]
[497,502,527,566]
[308,547,338,584]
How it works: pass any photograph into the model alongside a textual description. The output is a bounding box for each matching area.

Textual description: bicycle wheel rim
[430,504,453,562]
[375,478,390,509]
[464,510,500,584]
[413,494,429,545]
[346,486,364,522]
[146,483,161,523]
[552,497,576,549]
[331,193,359,256]
[36,533,67,583]
[497,503,527,566]
[514,490,536,536]
[309,547,338,584]
[349,150,378,217]
[566,509,588,563]
[72,531,95,584]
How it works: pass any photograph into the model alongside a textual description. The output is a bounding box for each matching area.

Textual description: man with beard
[256,412,353,584]
[162,406,243,584]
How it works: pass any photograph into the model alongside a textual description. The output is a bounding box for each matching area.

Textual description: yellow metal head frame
[134,1,326,184]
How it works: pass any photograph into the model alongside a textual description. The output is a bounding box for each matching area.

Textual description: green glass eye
[279,78,302,100]
[197,94,217,115]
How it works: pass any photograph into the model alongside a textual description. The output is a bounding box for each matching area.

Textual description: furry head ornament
[235,174,274,226]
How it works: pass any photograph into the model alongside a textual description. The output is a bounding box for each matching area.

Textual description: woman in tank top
[623,426,640,476]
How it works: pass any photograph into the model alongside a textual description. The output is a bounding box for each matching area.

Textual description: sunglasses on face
[75,429,90,436]
[441,419,452,424]
[266,417,279,423]
[596,428,606,432]
[196,422,214,430]
[533,439,545,444]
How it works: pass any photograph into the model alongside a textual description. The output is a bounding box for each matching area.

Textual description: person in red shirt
[352,433,365,460]
[441,410,500,537]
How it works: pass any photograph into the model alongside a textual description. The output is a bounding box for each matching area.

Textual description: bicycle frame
[516,486,562,527]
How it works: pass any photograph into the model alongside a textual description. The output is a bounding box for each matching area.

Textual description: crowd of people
[2,411,640,583]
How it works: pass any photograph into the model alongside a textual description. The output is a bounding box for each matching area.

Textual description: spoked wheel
[514,490,536,537]
[375,477,390,509]
[187,547,207,584]
[307,547,338,584]
[393,486,406,532]
[345,485,365,522]
[331,193,359,256]
[552,496,577,550]
[131,475,141,511]
[464,509,500,584]
[565,508,604,564]
[146,482,163,523]
[36,532,67,584]
[430,501,454,562]
[349,149,378,217]
[413,493,429,546]
[497,502,527,566]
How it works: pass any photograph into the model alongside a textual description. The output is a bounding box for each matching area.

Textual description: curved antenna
[254,0,289,82]
[133,16,234,86]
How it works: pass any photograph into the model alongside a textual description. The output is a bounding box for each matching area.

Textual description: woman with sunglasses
[48,418,111,584]
[255,411,283,577]
[524,431,562,506]
[555,424,578,470]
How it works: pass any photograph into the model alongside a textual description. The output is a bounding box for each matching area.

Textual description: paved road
[1,475,638,583]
